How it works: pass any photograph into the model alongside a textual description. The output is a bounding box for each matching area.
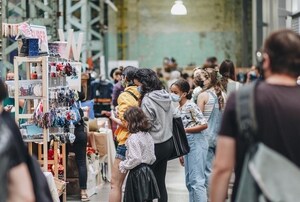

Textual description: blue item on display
[27,38,39,56]
[19,38,39,56]
[80,100,95,119]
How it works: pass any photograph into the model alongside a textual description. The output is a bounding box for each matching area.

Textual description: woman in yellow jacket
[108,66,140,202]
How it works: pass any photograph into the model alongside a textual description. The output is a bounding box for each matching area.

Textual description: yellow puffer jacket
[115,86,140,145]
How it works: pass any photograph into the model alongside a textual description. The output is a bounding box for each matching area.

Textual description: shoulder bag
[235,81,300,202]
[168,116,190,160]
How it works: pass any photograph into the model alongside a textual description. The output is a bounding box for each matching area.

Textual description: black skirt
[124,164,160,202]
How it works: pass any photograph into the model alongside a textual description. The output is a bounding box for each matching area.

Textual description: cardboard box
[94,132,108,157]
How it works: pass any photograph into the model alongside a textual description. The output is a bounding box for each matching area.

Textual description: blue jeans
[184,133,208,202]
[115,144,127,160]
[205,146,215,189]
[204,91,222,189]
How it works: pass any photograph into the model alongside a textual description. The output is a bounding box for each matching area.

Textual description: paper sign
[30,25,49,54]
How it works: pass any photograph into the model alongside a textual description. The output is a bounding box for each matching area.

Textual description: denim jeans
[204,91,222,189]
[115,144,127,160]
[184,133,208,202]
[204,146,215,189]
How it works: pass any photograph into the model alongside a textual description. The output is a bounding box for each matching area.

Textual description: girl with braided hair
[219,59,242,96]
[195,67,226,193]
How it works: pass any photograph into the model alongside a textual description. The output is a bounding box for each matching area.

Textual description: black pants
[67,125,88,189]
[150,137,174,202]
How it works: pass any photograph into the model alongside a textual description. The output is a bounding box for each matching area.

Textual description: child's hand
[179,156,184,166]
[118,162,127,173]
[101,110,111,117]
[110,110,116,118]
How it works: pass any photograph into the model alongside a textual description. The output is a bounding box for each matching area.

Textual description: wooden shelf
[23,139,44,143]
[14,56,46,63]
[18,114,33,119]
[19,96,43,99]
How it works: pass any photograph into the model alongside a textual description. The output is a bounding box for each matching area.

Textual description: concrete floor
[67,159,189,202]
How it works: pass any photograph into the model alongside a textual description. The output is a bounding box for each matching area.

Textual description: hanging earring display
[64,63,72,76]
[48,62,77,78]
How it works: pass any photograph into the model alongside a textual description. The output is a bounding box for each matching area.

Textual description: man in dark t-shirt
[0,78,35,201]
[210,29,300,202]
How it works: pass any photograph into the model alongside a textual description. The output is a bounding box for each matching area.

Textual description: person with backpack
[210,29,300,202]
[108,66,140,202]
[0,78,52,202]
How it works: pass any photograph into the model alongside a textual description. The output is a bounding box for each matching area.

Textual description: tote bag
[168,117,190,160]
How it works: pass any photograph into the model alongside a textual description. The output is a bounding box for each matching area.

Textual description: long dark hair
[219,59,236,91]
[123,106,151,133]
[0,79,8,102]
[171,79,192,100]
[133,68,163,104]
[200,69,225,110]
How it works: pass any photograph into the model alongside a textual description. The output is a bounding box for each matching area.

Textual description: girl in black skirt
[119,107,160,202]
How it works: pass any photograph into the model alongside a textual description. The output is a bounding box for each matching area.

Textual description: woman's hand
[179,156,184,166]
[4,105,13,112]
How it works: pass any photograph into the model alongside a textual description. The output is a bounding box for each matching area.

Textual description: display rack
[14,56,68,201]
[14,56,49,170]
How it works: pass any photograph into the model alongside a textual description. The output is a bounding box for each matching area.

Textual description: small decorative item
[36,63,42,79]
[50,64,57,78]
[68,133,76,144]
[18,38,39,56]
[69,121,75,134]
[33,84,42,97]
[65,63,73,76]
[31,66,38,79]
[27,38,39,56]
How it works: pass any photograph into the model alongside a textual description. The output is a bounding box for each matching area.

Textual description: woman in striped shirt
[196,66,226,192]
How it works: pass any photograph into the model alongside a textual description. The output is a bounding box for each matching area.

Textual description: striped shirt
[202,89,226,120]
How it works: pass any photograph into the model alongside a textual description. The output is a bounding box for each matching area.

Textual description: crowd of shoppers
[105,29,300,202]
[1,28,299,202]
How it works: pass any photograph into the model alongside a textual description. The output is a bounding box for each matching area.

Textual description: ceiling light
[171,0,187,15]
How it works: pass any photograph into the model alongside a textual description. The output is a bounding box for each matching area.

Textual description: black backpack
[235,81,300,202]
[0,113,52,202]
[26,154,53,202]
